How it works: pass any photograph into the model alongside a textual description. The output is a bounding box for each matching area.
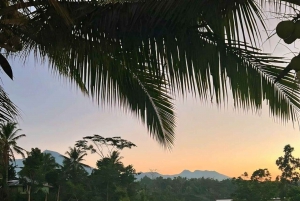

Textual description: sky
[3,7,300,178]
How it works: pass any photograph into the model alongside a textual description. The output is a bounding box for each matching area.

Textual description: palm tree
[42,153,59,172]
[1,0,300,148]
[94,151,125,201]
[0,122,25,193]
[96,151,124,171]
[64,147,87,166]
[63,147,88,178]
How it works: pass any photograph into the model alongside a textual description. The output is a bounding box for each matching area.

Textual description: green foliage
[19,148,58,183]
[15,142,300,201]
[232,169,278,201]
[44,169,59,187]
[0,122,25,200]
[7,164,16,180]
[90,150,138,201]
[287,185,300,201]
[62,146,88,182]
[136,176,235,201]
[61,181,87,201]
[76,135,136,158]
[231,145,300,201]
[18,147,59,201]
[276,145,300,184]
[276,145,300,200]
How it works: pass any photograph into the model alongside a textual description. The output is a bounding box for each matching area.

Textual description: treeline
[0,122,235,201]
[10,147,139,201]
[231,145,300,201]
[0,122,140,201]
[137,176,234,201]
[2,122,300,201]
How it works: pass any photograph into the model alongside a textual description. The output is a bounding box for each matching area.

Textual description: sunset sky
[4,9,300,178]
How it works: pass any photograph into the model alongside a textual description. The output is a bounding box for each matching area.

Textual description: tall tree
[63,146,88,181]
[276,144,300,200]
[0,122,25,199]
[19,148,59,201]
[76,135,136,158]
[91,151,137,201]
[59,147,89,201]
[1,0,300,148]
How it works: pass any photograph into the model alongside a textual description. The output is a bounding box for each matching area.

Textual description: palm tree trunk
[27,185,31,201]
[56,185,60,201]
[2,148,9,200]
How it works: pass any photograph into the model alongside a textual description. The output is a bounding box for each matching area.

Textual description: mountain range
[135,170,229,181]
[13,150,230,181]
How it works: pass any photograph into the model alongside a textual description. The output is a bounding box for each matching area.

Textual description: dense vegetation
[232,145,300,201]
[2,122,300,201]
[0,124,236,201]
[137,176,235,201]
[1,144,236,201]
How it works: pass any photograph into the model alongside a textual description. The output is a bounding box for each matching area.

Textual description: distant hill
[136,170,230,181]
[13,150,94,175]
[13,150,229,181]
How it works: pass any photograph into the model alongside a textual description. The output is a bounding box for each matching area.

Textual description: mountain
[13,150,94,175]
[13,150,229,180]
[135,170,230,181]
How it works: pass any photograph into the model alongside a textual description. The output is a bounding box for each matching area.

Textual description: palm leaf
[3,0,300,147]
[0,53,13,79]
[0,86,18,122]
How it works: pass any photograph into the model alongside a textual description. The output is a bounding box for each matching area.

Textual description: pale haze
[3,13,300,179]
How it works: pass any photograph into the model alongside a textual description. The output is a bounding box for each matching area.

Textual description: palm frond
[3,0,300,147]
[18,0,299,141]
[13,145,26,158]
[0,86,18,122]
[10,133,25,142]
[0,53,13,79]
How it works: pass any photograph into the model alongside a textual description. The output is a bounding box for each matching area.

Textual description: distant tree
[276,145,300,200]
[44,169,60,200]
[137,176,234,201]
[91,151,138,201]
[140,176,153,186]
[76,135,136,158]
[19,148,58,201]
[60,180,87,201]
[0,122,25,200]
[232,169,278,201]
[74,136,138,201]
[63,146,88,181]
[19,148,44,182]
[57,146,90,201]
[276,145,300,184]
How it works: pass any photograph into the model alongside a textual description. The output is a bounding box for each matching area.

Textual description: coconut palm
[63,147,88,177]
[0,122,25,192]
[93,151,127,200]
[96,151,124,170]
[1,0,300,149]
